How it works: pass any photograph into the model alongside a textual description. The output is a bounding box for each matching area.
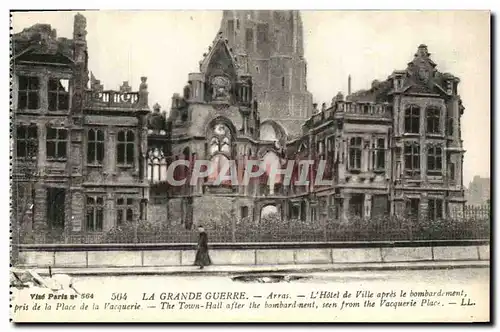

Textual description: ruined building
[12,11,466,243]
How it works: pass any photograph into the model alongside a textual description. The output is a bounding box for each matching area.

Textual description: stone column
[342,194,350,223]
[104,192,114,231]
[364,194,372,219]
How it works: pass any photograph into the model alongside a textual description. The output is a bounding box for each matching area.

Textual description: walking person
[194,225,212,269]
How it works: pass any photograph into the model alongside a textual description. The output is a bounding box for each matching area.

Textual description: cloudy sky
[11,10,490,185]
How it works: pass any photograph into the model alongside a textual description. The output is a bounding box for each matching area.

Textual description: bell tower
[219,10,313,137]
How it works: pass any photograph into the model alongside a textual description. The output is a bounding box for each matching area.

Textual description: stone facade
[12,11,466,243]
[12,15,149,242]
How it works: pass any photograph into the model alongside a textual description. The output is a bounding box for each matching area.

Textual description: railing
[84,90,140,108]
[18,209,490,245]
[337,101,391,117]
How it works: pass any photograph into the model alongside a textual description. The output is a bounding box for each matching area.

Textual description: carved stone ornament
[418,67,431,84]
[211,76,231,101]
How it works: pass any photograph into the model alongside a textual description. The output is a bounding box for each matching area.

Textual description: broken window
[46,128,68,160]
[426,107,441,134]
[404,142,420,176]
[348,137,362,171]
[117,198,134,225]
[372,138,385,171]
[427,144,443,175]
[48,78,70,111]
[16,124,38,159]
[47,188,65,229]
[240,206,249,219]
[87,129,105,165]
[18,76,40,110]
[86,196,104,232]
[404,105,420,134]
[117,130,135,166]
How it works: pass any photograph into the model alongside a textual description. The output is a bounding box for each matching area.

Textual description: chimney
[348,75,352,95]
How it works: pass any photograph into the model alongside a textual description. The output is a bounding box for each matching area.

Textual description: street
[11,267,489,322]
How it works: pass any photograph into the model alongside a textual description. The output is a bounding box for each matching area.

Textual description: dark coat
[194,232,212,267]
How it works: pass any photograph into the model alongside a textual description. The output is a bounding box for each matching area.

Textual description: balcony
[84,90,140,109]
[338,101,392,120]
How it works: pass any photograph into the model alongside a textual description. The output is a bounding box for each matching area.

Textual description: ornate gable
[199,32,241,77]
[401,45,447,96]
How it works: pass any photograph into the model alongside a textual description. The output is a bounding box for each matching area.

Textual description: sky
[11,10,490,185]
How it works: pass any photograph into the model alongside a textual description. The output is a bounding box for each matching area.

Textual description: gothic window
[372,138,385,171]
[117,130,135,166]
[87,129,104,165]
[207,154,231,185]
[117,198,134,225]
[18,76,40,110]
[404,142,420,176]
[16,124,38,160]
[48,78,70,111]
[86,196,104,232]
[236,19,240,29]
[427,144,443,175]
[428,198,443,221]
[426,107,441,134]
[148,148,167,183]
[209,124,231,156]
[348,137,362,171]
[46,128,68,160]
[404,105,420,134]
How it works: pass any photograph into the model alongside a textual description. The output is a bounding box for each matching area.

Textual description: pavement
[12,260,490,277]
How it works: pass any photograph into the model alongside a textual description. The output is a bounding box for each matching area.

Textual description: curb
[14,261,490,277]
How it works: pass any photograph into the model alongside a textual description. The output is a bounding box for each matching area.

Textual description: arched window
[207,154,231,186]
[117,130,135,166]
[209,123,232,157]
[260,123,279,141]
[147,147,167,183]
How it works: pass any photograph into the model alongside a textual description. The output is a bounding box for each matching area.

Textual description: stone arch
[259,120,286,142]
[205,116,237,138]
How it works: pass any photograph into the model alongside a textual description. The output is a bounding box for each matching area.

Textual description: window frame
[116,197,135,225]
[117,129,136,167]
[404,142,421,176]
[348,137,362,172]
[86,195,104,232]
[404,105,420,134]
[372,137,386,172]
[46,127,68,161]
[427,144,443,175]
[87,128,105,165]
[428,197,444,221]
[426,107,441,135]
[48,78,70,112]
[17,75,40,110]
[16,124,38,160]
